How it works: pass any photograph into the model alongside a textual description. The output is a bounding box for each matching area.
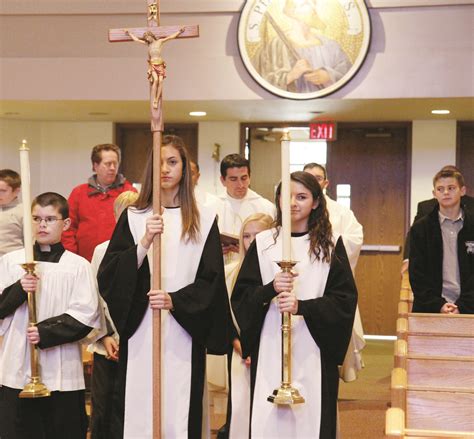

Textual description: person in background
[224,213,273,439]
[190,160,219,207]
[409,168,474,314]
[0,169,23,257]
[303,162,364,382]
[62,143,136,261]
[89,190,139,439]
[216,154,275,261]
[401,165,474,276]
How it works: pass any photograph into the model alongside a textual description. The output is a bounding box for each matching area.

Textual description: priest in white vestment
[304,163,365,382]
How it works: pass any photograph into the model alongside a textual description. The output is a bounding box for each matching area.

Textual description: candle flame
[20,139,29,151]
[281,130,291,142]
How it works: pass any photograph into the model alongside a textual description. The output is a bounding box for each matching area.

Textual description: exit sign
[309,122,337,141]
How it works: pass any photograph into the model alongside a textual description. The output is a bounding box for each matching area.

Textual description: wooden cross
[109,2,199,438]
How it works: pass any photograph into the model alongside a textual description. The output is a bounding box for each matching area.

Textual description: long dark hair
[275,171,333,262]
[134,135,200,242]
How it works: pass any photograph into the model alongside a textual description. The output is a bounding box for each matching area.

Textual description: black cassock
[98,206,229,438]
[232,231,357,439]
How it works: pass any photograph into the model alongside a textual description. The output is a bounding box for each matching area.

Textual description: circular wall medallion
[238,0,371,100]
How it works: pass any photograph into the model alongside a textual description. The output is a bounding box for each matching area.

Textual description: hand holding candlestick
[18,139,50,399]
[268,131,305,405]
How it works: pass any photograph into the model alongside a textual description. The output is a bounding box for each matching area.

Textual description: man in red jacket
[62,144,136,261]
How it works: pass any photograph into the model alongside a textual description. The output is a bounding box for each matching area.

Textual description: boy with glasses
[0,192,102,438]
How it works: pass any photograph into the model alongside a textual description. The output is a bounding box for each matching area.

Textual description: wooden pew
[408,313,474,336]
[386,407,474,438]
[387,313,474,437]
[389,361,474,436]
[399,288,413,312]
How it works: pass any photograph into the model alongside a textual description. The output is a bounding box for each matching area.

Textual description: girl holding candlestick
[231,171,357,438]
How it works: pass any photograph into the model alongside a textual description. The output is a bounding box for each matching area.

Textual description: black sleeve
[456,225,474,314]
[403,231,410,260]
[98,210,150,340]
[296,238,357,365]
[404,201,427,259]
[409,221,446,313]
[456,275,474,314]
[231,240,277,358]
[0,280,27,318]
[36,313,93,349]
[104,314,115,337]
[170,220,231,355]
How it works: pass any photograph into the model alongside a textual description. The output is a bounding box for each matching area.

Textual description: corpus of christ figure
[125,27,185,109]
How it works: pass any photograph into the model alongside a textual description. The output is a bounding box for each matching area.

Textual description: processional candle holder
[18,140,51,399]
[267,131,305,405]
[267,261,305,405]
[18,263,51,399]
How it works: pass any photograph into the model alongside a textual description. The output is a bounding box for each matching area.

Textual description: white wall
[1,119,461,218]
[0,119,241,198]
[0,120,113,199]
[410,120,457,222]
[1,5,472,101]
[197,121,240,196]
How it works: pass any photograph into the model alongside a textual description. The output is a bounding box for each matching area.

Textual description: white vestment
[88,240,118,356]
[225,259,252,439]
[252,230,330,438]
[0,249,101,391]
[216,189,275,265]
[123,205,215,439]
[207,189,275,390]
[325,195,365,382]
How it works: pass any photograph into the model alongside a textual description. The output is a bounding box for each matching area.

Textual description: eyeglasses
[32,216,63,225]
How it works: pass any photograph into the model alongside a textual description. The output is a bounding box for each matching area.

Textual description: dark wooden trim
[456,120,474,167]
[405,122,413,235]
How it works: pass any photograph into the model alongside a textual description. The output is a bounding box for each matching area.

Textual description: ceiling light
[189,111,207,117]
[431,109,450,115]
[88,112,109,116]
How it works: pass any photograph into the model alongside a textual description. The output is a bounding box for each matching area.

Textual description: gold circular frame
[238,0,371,100]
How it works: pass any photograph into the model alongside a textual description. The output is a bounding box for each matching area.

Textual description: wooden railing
[386,276,474,437]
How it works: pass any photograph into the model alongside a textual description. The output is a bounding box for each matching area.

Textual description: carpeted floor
[85,340,393,438]
[339,339,394,439]
[209,339,394,438]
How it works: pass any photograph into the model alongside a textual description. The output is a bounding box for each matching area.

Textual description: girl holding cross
[98,135,229,438]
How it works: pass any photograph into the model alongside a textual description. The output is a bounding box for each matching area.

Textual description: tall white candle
[281,131,291,261]
[19,140,34,262]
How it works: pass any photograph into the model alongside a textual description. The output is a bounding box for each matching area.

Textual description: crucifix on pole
[109,2,199,437]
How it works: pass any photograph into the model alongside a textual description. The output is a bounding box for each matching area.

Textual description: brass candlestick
[267,260,305,405]
[19,262,51,399]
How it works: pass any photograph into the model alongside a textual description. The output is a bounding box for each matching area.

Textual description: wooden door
[327,124,411,335]
[248,128,281,202]
[115,123,198,185]
[457,121,474,197]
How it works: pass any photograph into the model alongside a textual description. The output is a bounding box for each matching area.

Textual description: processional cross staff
[109,3,199,437]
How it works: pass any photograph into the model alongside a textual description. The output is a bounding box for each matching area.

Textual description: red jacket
[62,175,136,261]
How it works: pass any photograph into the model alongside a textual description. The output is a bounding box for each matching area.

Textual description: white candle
[281,131,291,261]
[19,140,34,262]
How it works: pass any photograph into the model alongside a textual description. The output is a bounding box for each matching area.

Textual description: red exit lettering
[309,122,337,141]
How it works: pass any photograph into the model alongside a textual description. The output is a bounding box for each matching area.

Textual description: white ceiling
[1,97,472,124]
